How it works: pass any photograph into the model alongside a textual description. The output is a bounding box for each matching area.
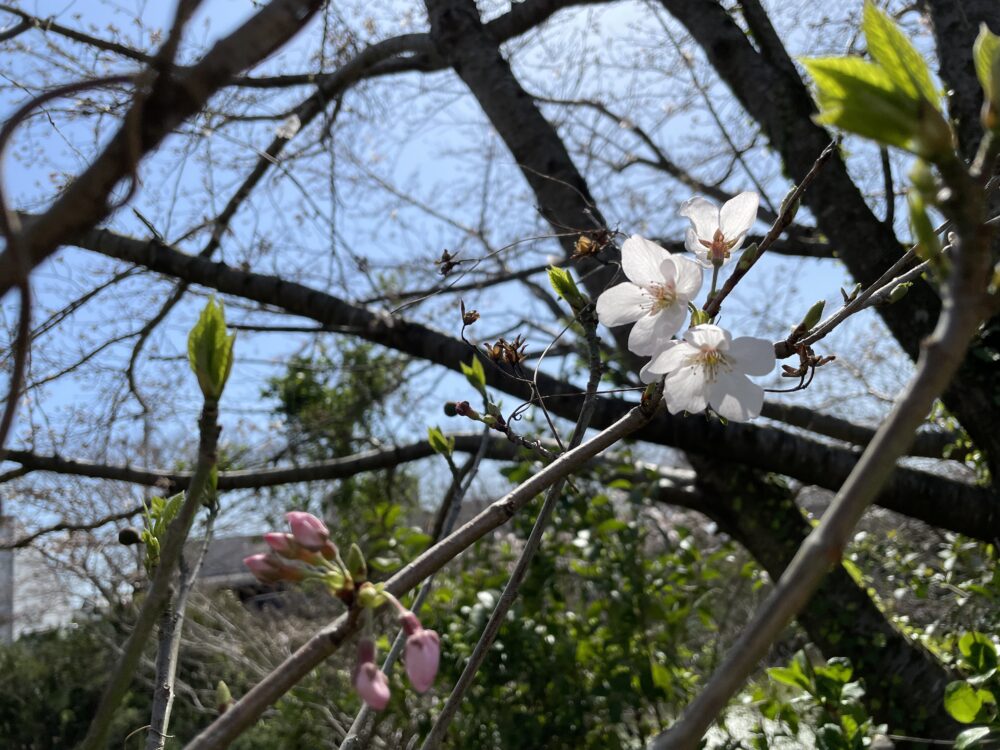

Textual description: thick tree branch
[66,225,998,541]
[661,462,958,738]
[659,0,1000,481]
[0,0,327,299]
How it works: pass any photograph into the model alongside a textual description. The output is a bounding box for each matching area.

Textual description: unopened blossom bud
[264,532,299,559]
[357,582,379,608]
[353,639,391,710]
[286,511,329,551]
[243,553,283,583]
[244,553,304,584]
[216,680,234,714]
[454,401,480,420]
[400,611,441,693]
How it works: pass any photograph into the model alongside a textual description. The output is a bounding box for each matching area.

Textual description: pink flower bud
[263,532,298,558]
[352,639,390,710]
[400,612,440,693]
[243,553,282,583]
[286,511,329,551]
[354,663,390,710]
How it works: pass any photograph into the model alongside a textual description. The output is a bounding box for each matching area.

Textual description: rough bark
[75,223,999,541]
[922,0,1000,161]
[661,0,1000,481]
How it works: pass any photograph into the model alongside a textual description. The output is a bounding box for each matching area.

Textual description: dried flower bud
[118,527,142,546]
[454,401,480,419]
[573,235,596,258]
[460,300,480,326]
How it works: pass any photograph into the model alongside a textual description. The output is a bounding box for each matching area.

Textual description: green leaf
[346,543,367,582]
[427,426,453,457]
[974,24,1000,128]
[140,492,184,572]
[955,726,991,749]
[802,57,921,151]
[961,632,1000,674]
[460,357,487,398]
[946,681,984,723]
[815,723,848,750]
[816,657,853,685]
[548,266,588,313]
[862,2,939,104]
[595,519,628,536]
[187,298,236,400]
[767,666,810,692]
[649,654,672,691]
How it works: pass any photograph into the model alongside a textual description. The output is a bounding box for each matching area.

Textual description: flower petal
[729,336,776,376]
[664,364,710,414]
[684,324,730,351]
[621,235,669,287]
[719,192,759,244]
[628,305,686,355]
[640,360,664,384]
[642,340,691,377]
[709,372,764,421]
[596,283,647,327]
[669,255,704,299]
[684,228,712,268]
[679,196,720,240]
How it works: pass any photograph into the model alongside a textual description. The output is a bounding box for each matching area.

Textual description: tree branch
[63,225,999,541]
[0,0,328,300]
[184,399,660,750]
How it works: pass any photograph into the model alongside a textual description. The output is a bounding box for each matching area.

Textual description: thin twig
[338,429,492,750]
[704,141,837,319]
[648,144,995,750]
[146,508,217,750]
[184,397,660,750]
[0,75,133,456]
[419,306,604,750]
[81,398,221,750]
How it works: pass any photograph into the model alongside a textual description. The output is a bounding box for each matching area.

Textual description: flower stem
[708,264,721,318]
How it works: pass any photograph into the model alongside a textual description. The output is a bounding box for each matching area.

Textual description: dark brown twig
[703,141,837,319]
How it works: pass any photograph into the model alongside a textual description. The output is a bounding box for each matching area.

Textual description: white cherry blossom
[640,324,774,422]
[596,235,703,356]
[680,192,759,268]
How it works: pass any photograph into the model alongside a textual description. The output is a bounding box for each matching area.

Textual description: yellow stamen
[648,282,677,312]
[689,348,731,382]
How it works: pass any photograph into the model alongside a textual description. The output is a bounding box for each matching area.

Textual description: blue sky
[0,0,924,547]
